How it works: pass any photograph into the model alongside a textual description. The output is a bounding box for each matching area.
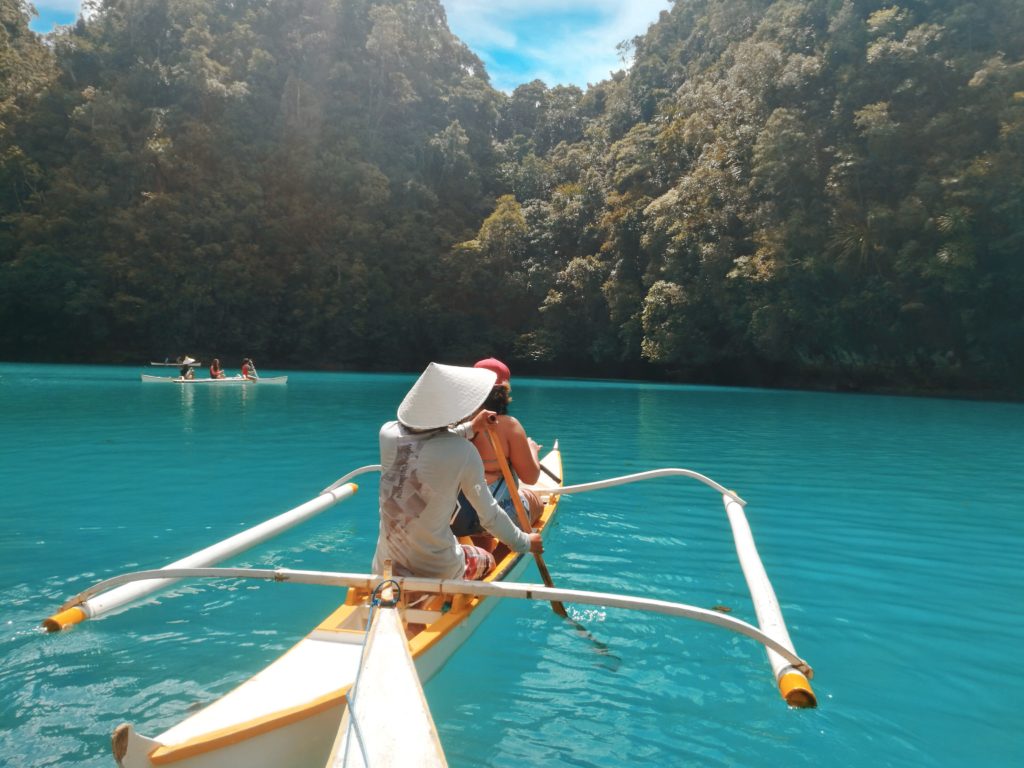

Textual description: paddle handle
[485,428,568,618]
[539,464,562,484]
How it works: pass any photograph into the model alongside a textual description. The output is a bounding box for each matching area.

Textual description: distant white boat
[140,374,287,385]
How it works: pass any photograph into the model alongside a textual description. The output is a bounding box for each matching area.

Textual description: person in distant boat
[241,358,257,380]
[450,358,543,542]
[209,359,225,379]
[372,362,543,583]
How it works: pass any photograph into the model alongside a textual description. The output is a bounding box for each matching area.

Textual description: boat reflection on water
[139,373,287,434]
[179,381,195,432]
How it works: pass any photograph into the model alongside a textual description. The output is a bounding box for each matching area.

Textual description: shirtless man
[450,358,543,539]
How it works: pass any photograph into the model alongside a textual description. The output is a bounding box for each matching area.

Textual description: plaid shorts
[461,544,496,580]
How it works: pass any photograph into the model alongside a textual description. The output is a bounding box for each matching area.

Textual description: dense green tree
[0,0,503,366]
[0,0,53,248]
[1,0,1022,397]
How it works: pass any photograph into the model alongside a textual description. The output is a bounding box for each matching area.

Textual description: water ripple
[3,366,1024,767]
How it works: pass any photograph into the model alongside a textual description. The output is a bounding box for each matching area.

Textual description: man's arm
[459,452,531,553]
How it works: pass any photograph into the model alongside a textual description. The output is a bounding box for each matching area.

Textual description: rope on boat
[341,606,375,768]
[371,579,402,608]
[339,576,405,766]
[342,686,371,768]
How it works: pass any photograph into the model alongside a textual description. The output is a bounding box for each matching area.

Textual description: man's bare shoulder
[498,414,526,433]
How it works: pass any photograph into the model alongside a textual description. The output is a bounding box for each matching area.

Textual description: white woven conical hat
[397,363,497,430]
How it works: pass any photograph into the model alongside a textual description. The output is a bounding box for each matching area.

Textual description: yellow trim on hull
[148,686,350,765]
[126,448,565,766]
[408,483,561,659]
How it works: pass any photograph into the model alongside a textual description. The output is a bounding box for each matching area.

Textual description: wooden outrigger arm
[42,483,360,632]
[536,468,746,505]
[45,461,816,708]
[321,465,381,495]
[49,566,814,680]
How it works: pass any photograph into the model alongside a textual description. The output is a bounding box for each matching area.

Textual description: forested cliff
[2,0,1022,396]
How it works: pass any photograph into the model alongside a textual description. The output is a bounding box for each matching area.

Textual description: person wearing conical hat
[372,363,543,581]
[451,358,543,541]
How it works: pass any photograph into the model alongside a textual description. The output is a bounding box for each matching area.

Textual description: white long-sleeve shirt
[372,421,531,579]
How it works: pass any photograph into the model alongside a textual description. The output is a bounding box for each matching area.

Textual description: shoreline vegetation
[2,1,1022,401]
[2,357,1018,403]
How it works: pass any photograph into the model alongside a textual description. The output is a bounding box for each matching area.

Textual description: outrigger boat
[43,443,816,768]
[140,374,288,385]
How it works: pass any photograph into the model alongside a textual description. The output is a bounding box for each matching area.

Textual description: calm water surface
[0,363,1021,767]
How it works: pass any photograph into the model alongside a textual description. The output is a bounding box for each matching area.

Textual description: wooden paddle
[483,430,618,664]
[539,463,562,484]
[484,427,568,618]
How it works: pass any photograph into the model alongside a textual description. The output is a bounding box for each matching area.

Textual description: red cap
[474,357,510,385]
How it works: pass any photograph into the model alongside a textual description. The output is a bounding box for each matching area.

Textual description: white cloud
[445,0,666,18]
[442,0,671,91]
[441,2,518,49]
[34,0,83,14]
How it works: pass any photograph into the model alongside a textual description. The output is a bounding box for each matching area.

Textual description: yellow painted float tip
[41,606,87,632]
[779,671,817,708]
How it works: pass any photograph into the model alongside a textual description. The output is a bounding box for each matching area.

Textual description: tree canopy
[2,0,1022,397]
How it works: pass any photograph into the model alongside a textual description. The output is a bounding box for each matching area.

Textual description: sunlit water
[1,363,1021,767]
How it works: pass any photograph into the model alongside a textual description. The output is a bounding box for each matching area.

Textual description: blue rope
[372,579,402,608]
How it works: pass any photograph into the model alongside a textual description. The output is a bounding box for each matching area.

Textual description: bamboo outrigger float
[43,482,360,632]
[43,443,816,768]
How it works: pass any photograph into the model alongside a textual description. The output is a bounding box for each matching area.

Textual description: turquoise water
[1,363,1022,767]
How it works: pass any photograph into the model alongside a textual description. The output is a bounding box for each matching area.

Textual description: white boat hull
[328,606,447,767]
[115,708,342,768]
[140,374,288,385]
[114,449,562,768]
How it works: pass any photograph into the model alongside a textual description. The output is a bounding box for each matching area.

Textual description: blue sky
[27,0,78,31]
[28,0,671,92]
